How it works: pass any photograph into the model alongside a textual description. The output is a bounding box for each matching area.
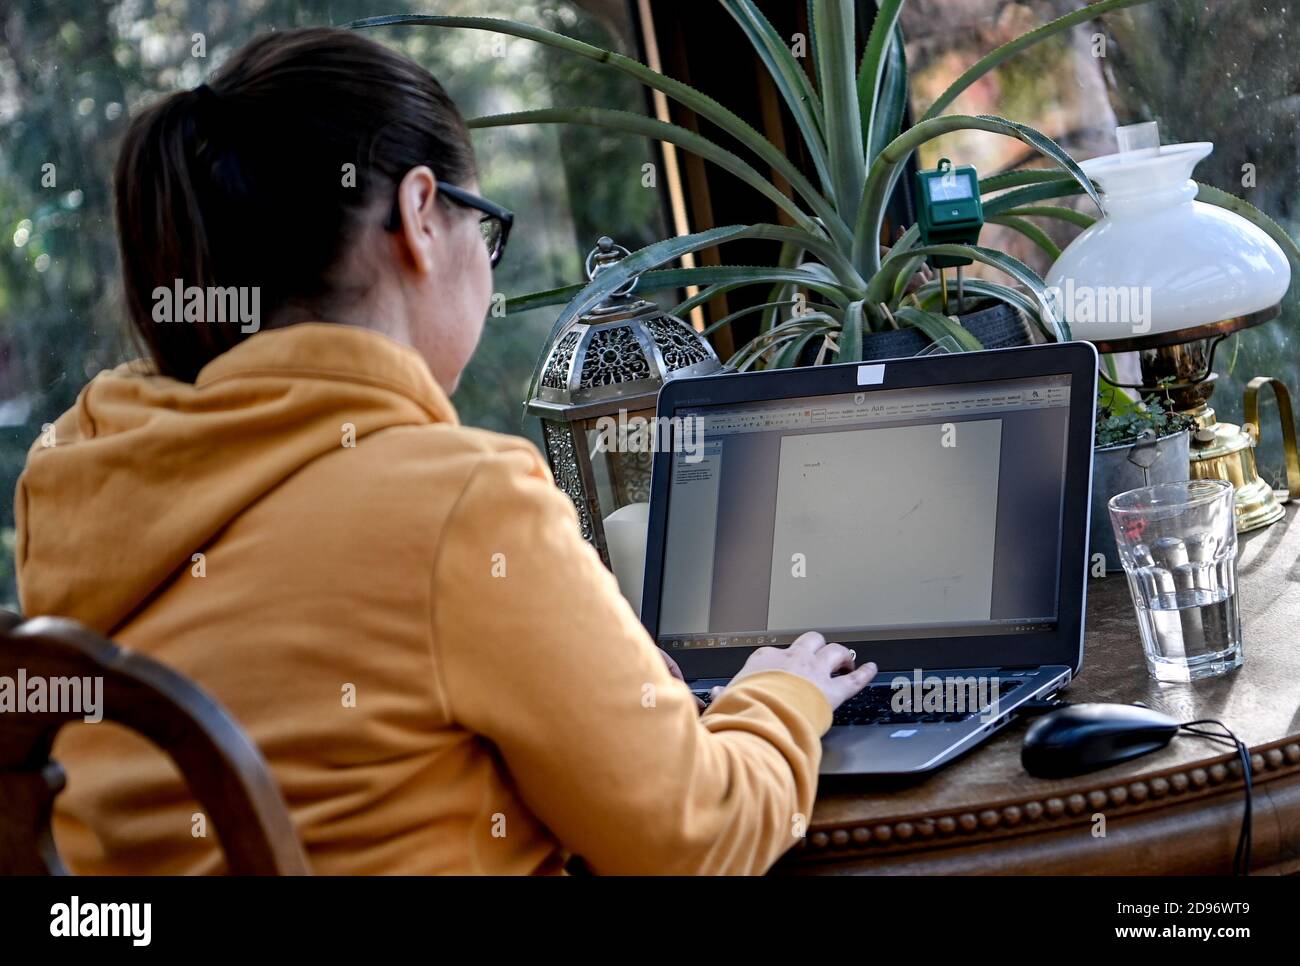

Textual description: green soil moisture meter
[915,158,983,269]
[915,158,984,314]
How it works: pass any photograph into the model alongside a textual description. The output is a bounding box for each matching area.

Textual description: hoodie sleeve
[429,443,831,875]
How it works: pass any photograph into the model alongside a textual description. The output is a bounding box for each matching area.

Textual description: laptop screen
[655,373,1073,653]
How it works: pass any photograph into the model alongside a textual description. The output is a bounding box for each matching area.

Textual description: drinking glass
[1108,479,1243,683]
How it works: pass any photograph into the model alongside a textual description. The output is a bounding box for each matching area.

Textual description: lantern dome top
[526,237,722,420]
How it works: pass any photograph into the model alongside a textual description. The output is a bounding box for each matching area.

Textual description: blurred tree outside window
[904,0,1300,485]
[0,0,669,608]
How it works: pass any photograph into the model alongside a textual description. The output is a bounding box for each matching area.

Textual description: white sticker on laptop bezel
[856,364,885,386]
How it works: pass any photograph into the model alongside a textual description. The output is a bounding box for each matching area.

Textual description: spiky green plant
[351,1,1300,391]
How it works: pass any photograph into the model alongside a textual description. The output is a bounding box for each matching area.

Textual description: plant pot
[865,298,1036,360]
[801,298,1034,364]
[1089,429,1191,572]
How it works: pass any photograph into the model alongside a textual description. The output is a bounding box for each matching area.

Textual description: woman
[15,27,876,875]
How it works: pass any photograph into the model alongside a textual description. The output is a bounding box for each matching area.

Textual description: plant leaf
[759,240,805,332]
[721,0,831,192]
[882,223,923,304]
[812,0,865,214]
[1001,205,1096,229]
[837,299,867,362]
[672,270,855,317]
[775,327,829,369]
[805,0,820,79]
[349,14,849,244]
[983,180,1085,216]
[987,214,1062,259]
[859,1,906,163]
[869,22,909,165]
[703,299,800,337]
[505,265,823,314]
[469,108,817,233]
[894,306,984,352]
[730,314,836,370]
[980,169,1077,193]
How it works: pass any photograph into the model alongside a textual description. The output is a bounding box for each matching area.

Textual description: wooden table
[781,505,1300,875]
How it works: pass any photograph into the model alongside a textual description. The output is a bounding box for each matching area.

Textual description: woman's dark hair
[114,27,477,382]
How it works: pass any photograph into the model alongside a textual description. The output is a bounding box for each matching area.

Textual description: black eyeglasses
[385,182,514,268]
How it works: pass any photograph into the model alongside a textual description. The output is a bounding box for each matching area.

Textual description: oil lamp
[1046,123,1297,531]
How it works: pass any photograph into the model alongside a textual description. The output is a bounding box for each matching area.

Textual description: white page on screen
[766,419,1002,631]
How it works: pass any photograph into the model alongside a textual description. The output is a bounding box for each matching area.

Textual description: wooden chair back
[0,612,310,874]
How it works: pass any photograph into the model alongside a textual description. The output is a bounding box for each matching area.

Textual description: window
[0,0,670,606]
[903,0,1300,484]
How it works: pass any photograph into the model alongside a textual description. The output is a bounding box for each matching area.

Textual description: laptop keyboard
[694,679,1022,727]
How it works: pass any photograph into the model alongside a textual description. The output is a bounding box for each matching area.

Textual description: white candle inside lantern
[603,502,650,615]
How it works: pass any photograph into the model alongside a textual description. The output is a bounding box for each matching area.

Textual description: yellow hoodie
[15,323,831,875]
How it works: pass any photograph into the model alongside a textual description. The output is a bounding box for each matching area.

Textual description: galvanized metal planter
[1090,429,1191,572]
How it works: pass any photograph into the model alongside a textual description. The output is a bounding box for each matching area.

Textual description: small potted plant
[1090,384,1195,572]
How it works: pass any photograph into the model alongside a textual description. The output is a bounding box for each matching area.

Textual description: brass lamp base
[1188,409,1288,533]
[1096,310,1299,534]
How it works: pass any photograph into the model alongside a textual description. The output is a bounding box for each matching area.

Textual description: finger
[816,642,855,673]
[831,661,878,701]
[710,686,725,701]
[660,648,686,682]
[789,631,826,654]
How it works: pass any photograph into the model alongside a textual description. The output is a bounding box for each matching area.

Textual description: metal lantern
[526,237,721,566]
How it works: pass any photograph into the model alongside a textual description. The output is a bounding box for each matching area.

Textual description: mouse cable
[1013,702,1253,874]
[1179,718,1252,876]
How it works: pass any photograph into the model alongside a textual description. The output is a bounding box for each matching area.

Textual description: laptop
[641,342,1098,776]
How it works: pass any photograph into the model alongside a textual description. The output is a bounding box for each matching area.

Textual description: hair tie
[189,82,229,147]
[190,83,224,126]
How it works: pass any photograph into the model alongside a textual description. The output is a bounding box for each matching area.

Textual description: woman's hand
[659,647,709,711]
[713,632,877,712]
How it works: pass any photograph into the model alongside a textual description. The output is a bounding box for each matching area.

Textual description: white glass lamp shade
[1045,142,1291,342]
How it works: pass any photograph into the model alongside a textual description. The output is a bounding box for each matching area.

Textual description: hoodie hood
[15,323,456,634]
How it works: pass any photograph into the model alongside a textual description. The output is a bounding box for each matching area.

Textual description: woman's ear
[394,165,439,276]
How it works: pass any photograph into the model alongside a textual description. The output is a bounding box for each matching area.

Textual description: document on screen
[766,419,1002,631]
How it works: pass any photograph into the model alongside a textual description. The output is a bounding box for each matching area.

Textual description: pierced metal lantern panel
[540,420,596,544]
[526,237,722,566]
[534,299,720,411]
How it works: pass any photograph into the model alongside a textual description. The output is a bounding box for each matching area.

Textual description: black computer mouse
[1021,703,1181,778]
